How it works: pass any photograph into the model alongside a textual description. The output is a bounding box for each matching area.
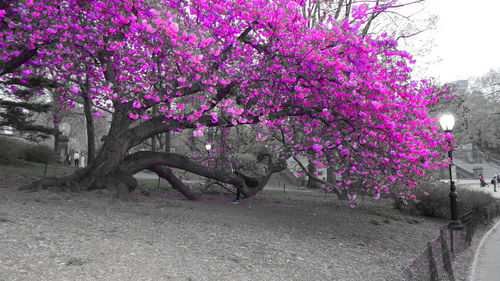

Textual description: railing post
[440,229,455,281]
[427,242,440,281]
[449,229,455,257]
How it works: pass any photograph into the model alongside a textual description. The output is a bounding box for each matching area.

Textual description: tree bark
[82,92,96,164]
[307,159,320,189]
[53,131,62,163]
[164,131,171,152]
[326,167,335,185]
[151,106,158,152]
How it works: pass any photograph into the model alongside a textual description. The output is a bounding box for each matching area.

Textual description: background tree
[465,71,500,153]
[0,99,55,141]
[0,76,61,143]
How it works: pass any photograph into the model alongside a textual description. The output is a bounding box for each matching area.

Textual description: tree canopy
[0,0,448,199]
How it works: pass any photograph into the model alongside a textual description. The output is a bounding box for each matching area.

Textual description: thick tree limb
[1,76,61,89]
[122,151,254,197]
[0,100,52,112]
[292,155,344,199]
[0,48,38,77]
[148,166,201,200]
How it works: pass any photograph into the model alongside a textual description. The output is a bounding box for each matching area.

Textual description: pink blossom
[170,22,179,33]
[21,69,33,76]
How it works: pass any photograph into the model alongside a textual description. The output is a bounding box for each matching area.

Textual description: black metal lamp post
[439,113,463,230]
[205,142,212,184]
[205,142,212,167]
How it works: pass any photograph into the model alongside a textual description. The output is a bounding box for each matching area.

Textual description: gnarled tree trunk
[23,106,136,198]
[23,105,286,201]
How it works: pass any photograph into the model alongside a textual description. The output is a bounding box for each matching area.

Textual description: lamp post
[439,112,463,230]
[205,142,212,167]
[205,142,212,185]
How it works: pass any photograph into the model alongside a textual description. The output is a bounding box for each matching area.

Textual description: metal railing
[455,165,474,179]
[404,203,500,281]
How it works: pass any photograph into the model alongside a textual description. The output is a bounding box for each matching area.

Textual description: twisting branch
[292,155,343,198]
[121,151,254,196]
[0,48,38,77]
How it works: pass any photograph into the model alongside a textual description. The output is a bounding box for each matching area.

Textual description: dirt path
[0,173,445,281]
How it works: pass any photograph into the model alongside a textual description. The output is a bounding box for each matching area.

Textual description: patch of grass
[365,208,402,221]
[136,178,173,191]
[406,218,420,224]
[136,171,205,192]
[0,161,75,179]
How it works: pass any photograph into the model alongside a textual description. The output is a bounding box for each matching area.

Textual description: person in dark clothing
[233,189,241,204]
[73,151,80,168]
[479,174,488,187]
[492,176,497,192]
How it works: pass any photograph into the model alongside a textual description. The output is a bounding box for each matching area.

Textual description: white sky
[409,0,500,83]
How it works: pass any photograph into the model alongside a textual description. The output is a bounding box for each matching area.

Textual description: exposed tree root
[19,168,138,200]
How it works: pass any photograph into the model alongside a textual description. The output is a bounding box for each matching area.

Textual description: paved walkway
[453,180,500,199]
[454,180,500,281]
[469,219,500,281]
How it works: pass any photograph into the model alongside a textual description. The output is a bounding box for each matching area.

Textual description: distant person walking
[73,151,80,168]
[480,173,487,187]
[492,176,497,192]
[80,153,85,168]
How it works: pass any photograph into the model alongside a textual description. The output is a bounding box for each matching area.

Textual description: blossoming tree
[0,0,448,200]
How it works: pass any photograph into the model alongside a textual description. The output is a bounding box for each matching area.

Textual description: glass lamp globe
[439,113,455,131]
[205,143,212,151]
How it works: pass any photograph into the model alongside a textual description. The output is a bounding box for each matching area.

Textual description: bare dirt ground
[0,170,458,281]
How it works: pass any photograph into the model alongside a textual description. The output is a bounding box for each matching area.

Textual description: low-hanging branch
[291,155,344,198]
[121,151,254,196]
